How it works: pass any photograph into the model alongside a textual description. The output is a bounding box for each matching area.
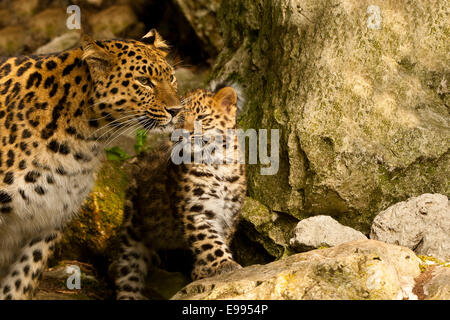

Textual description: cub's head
[81,29,182,133]
[181,84,242,134]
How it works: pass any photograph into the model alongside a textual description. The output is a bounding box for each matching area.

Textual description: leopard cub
[114,84,246,300]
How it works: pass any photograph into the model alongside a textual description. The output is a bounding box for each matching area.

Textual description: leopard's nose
[166,106,183,117]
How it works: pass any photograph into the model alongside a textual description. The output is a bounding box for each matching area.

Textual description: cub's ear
[141,29,170,57]
[214,87,238,112]
[81,34,112,74]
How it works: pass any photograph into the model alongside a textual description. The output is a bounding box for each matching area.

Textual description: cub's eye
[137,77,154,88]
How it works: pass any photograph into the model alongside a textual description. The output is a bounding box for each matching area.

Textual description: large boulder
[370,194,450,261]
[212,0,450,233]
[172,240,422,300]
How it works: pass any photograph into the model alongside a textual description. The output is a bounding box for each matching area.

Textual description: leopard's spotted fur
[0,30,182,299]
[114,85,246,300]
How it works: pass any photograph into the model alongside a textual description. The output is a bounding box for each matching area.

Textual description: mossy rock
[238,197,298,259]
[213,0,450,233]
[57,161,128,264]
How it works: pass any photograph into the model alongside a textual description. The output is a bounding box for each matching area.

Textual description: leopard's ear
[214,87,238,112]
[141,29,170,57]
[81,34,112,74]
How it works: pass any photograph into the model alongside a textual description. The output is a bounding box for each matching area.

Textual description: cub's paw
[192,260,242,280]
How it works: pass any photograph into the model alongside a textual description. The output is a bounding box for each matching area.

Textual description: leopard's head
[81,30,182,134]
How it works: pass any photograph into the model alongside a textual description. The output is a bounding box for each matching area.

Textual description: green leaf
[105,147,131,161]
[134,129,148,155]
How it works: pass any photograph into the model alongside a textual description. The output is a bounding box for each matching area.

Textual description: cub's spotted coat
[0,30,182,299]
[114,86,246,300]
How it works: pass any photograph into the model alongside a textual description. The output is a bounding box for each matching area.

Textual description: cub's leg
[179,202,241,280]
[0,230,61,300]
[114,200,152,300]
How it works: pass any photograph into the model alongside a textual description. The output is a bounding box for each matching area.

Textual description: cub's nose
[165,106,183,117]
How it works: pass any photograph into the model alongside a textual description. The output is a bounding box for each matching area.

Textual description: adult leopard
[0,30,182,299]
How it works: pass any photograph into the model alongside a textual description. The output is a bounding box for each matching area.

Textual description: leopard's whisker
[102,121,138,147]
[86,110,140,122]
[104,120,143,148]
[94,116,144,143]
[88,114,144,140]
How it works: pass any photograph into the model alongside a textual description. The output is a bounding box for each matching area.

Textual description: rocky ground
[0,0,448,300]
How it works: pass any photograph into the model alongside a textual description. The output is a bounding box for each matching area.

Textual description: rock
[173,0,223,56]
[35,32,81,55]
[413,265,450,300]
[172,240,421,300]
[212,0,450,233]
[11,0,40,19]
[35,261,111,300]
[144,268,190,300]
[175,67,209,95]
[240,197,298,258]
[56,162,127,263]
[290,215,367,252]
[370,194,450,261]
[89,5,144,39]
[0,26,29,56]
[0,9,19,29]
[29,8,68,44]
[85,0,103,6]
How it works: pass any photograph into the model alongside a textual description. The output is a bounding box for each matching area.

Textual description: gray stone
[290,215,367,252]
[370,194,450,261]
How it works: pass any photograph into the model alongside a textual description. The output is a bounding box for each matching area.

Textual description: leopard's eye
[137,77,154,88]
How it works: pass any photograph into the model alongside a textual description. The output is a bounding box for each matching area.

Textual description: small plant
[105,129,150,162]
